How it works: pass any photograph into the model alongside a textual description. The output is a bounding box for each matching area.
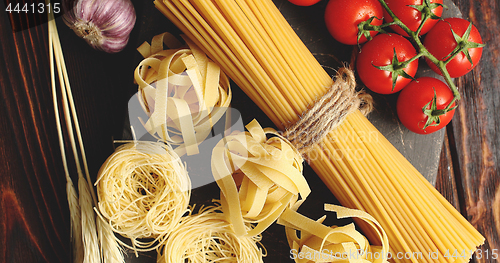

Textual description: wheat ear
[49,6,125,262]
[48,15,84,263]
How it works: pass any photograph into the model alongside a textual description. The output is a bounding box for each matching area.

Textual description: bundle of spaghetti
[95,141,191,252]
[134,32,231,156]
[279,200,389,263]
[158,205,264,263]
[211,119,309,237]
[154,0,484,262]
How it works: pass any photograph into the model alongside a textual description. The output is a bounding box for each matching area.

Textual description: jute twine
[283,67,373,155]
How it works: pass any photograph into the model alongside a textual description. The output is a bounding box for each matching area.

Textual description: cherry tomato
[424,18,484,78]
[324,0,383,45]
[288,0,321,6]
[383,0,443,37]
[356,33,418,94]
[397,77,456,134]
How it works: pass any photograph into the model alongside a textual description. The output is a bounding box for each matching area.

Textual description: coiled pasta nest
[211,119,309,236]
[95,141,191,252]
[158,205,264,263]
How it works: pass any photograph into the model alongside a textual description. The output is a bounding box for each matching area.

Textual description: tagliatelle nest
[158,205,265,263]
[95,141,191,252]
[278,201,389,263]
[134,32,231,156]
[211,119,310,237]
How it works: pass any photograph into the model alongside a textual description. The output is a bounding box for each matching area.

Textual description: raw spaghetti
[95,141,190,252]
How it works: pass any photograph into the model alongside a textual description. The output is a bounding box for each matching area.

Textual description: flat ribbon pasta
[134,32,231,156]
[211,119,310,237]
[95,141,191,253]
[278,201,389,263]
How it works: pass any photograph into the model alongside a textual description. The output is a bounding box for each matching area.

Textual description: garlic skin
[63,0,136,53]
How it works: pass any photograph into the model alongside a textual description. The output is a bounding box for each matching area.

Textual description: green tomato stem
[375,0,461,109]
[415,12,430,35]
[405,52,425,64]
[377,0,414,36]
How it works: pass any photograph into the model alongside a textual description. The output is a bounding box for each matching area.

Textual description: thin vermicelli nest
[158,205,265,263]
[96,141,191,252]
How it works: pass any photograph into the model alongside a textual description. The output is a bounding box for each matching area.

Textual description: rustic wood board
[437,1,500,262]
[1,0,497,262]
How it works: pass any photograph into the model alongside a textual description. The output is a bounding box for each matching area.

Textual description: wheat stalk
[78,175,101,263]
[67,180,84,263]
[48,4,124,262]
[48,15,84,263]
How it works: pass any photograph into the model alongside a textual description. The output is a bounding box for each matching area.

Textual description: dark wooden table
[0,0,498,262]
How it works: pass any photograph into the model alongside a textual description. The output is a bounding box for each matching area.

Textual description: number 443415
[5,3,61,14]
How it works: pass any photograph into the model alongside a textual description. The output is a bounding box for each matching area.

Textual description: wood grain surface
[0,0,498,262]
[436,1,500,262]
[0,3,68,262]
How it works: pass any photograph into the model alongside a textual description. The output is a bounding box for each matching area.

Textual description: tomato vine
[364,0,485,113]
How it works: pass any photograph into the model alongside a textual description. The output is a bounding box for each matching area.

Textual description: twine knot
[283,67,373,155]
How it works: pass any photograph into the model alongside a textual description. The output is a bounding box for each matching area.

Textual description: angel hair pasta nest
[158,205,265,263]
[95,141,191,251]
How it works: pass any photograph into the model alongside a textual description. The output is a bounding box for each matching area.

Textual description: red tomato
[383,0,443,37]
[397,77,456,134]
[324,0,383,45]
[424,18,484,78]
[288,0,321,6]
[356,33,418,94]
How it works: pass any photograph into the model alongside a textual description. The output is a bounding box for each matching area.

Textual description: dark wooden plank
[446,0,500,262]
[435,130,461,210]
[0,2,69,262]
[0,1,142,262]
